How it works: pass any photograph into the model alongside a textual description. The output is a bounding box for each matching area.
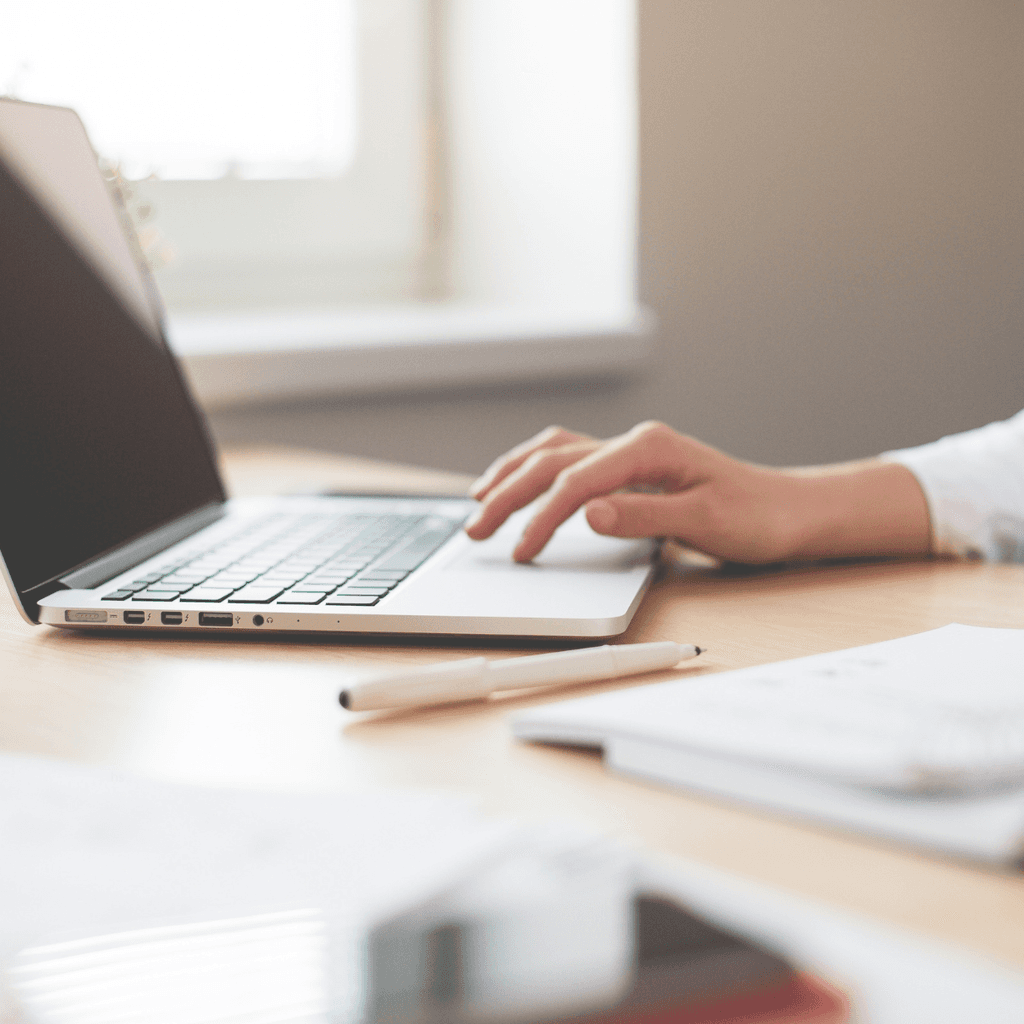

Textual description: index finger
[466,439,599,540]
[469,426,590,500]
[511,426,681,562]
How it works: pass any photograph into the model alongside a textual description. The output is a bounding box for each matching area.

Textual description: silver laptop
[0,98,655,640]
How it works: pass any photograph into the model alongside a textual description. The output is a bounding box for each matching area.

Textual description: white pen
[339,641,703,712]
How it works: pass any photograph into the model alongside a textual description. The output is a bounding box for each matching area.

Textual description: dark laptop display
[0,146,224,618]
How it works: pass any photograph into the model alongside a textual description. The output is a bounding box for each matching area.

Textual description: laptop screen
[0,102,224,604]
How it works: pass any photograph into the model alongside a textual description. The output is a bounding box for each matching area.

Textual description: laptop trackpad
[383,508,654,621]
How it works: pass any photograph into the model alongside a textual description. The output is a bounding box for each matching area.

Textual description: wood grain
[4,447,1024,967]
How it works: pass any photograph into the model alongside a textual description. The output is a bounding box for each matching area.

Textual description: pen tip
[339,691,351,709]
[695,646,704,655]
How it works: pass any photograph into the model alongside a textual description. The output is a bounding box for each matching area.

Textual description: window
[2,0,358,179]
[2,0,428,310]
[4,1,648,406]
[169,0,650,410]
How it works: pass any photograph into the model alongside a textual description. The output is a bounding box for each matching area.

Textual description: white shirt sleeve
[880,409,1024,561]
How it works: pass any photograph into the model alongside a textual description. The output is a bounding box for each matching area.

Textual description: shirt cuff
[879,410,1024,562]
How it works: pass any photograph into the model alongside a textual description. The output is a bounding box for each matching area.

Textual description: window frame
[167,0,650,409]
[133,0,429,313]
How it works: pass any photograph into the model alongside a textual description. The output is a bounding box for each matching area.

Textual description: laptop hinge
[59,501,226,591]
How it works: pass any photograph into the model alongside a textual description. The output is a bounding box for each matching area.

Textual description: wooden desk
[4,446,1024,968]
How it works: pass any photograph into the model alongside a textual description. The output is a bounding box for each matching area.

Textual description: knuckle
[524,448,563,472]
[628,420,680,460]
[487,455,514,476]
[537,424,567,443]
[631,420,674,448]
[551,465,591,500]
[554,462,585,487]
[632,419,668,437]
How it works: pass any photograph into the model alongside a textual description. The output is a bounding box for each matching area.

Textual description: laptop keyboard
[101,511,465,608]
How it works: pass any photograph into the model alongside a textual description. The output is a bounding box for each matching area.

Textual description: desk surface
[4,446,1024,968]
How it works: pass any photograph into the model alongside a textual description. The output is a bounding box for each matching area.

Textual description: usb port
[198,612,233,627]
[161,611,183,625]
[124,610,145,625]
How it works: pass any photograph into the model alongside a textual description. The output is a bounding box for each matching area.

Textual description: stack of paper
[512,624,1024,863]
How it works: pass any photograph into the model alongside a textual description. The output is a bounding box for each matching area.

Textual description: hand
[466,422,798,562]
[465,421,932,564]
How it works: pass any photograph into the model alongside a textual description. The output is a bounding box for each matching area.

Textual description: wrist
[783,461,932,560]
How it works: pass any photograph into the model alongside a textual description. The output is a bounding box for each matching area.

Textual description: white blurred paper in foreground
[1,753,1023,1024]
[7,909,331,1024]
[0,754,513,1023]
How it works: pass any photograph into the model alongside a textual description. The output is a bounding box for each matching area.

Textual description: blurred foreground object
[2,825,847,1024]
[5,910,329,1024]
[367,827,636,1022]
[0,752,514,1023]
[365,828,848,1024]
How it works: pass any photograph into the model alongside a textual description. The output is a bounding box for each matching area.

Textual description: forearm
[780,460,932,560]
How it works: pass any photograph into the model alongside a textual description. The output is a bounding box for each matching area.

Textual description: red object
[578,973,850,1024]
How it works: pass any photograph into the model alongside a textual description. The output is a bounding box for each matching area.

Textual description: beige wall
[209,0,1023,475]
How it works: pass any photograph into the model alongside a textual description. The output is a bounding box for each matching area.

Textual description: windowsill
[167,303,655,410]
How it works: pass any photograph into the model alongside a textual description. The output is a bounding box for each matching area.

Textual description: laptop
[0,98,655,640]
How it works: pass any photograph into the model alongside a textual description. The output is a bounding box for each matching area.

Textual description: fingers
[469,425,591,501]
[510,423,700,562]
[467,421,715,561]
[465,439,599,540]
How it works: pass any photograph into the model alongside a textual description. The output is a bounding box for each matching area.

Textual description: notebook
[512,624,1024,864]
[0,98,655,640]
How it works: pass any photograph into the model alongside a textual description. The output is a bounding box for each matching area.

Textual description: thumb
[585,492,699,539]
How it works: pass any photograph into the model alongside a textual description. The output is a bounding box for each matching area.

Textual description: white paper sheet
[512,624,1024,861]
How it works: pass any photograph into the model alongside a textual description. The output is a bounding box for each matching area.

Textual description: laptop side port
[198,612,233,627]
[124,610,145,624]
[65,609,108,623]
[161,611,183,625]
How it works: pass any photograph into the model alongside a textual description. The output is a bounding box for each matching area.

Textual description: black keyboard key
[102,590,133,601]
[325,594,380,606]
[132,590,182,601]
[277,592,327,604]
[337,585,391,596]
